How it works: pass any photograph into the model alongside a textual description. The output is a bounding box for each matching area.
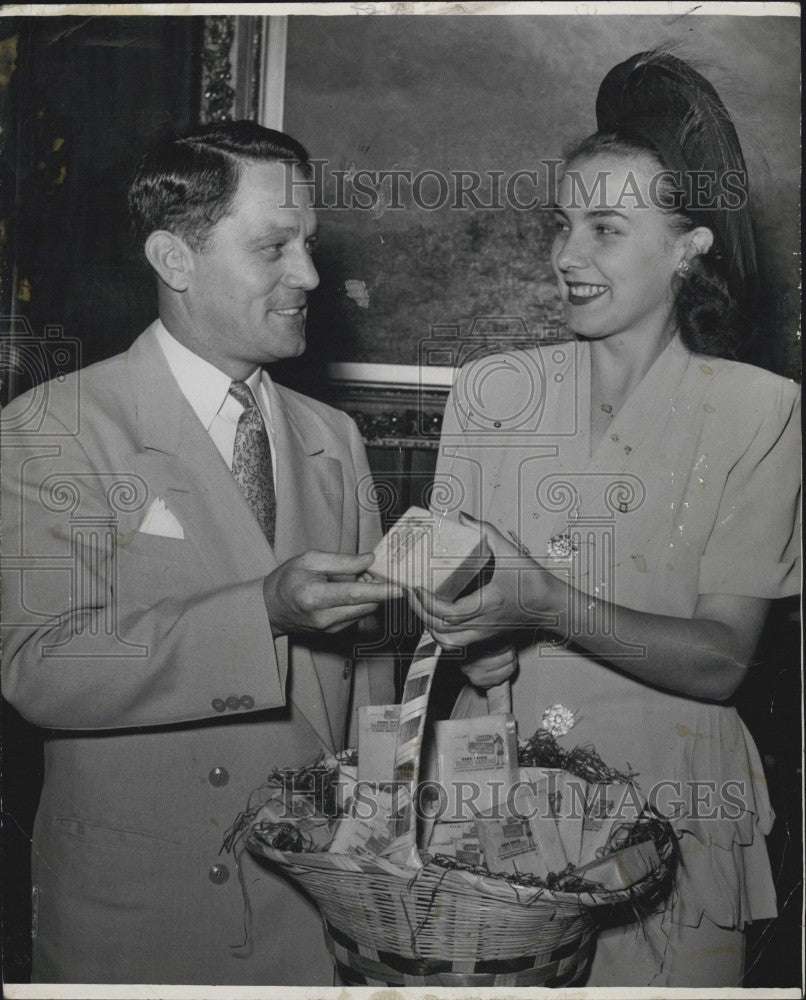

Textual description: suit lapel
[125,326,280,584]
[270,386,346,749]
[271,385,345,562]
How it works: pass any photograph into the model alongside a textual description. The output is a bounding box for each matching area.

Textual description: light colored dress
[433,335,801,986]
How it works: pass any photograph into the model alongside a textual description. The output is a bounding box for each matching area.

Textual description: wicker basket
[244,638,677,987]
[247,828,676,986]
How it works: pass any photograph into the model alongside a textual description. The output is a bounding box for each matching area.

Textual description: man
[1,121,396,984]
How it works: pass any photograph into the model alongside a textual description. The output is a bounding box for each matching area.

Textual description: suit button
[342,660,352,679]
[208,863,230,885]
[208,767,229,787]
[225,695,240,710]
[240,695,255,710]
[211,698,226,713]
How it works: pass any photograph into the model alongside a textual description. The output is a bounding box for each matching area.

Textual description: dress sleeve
[698,376,801,599]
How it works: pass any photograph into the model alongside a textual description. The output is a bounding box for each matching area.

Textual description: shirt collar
[154,319,274,432]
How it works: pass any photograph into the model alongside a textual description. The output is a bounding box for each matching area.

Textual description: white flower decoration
[546,532,578,560]
[542,704,576,738]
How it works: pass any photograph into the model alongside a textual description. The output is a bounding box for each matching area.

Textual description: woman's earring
[676,260,692,277]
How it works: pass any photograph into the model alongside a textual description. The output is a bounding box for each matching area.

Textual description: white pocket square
[137,498,185,540]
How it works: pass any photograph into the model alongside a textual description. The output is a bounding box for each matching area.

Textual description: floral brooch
[541,704,576,738]
[546,532,578,560]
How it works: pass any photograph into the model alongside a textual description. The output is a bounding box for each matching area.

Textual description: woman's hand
[407,512,562,648]
[407,515,766,701]
[459,640,518,690]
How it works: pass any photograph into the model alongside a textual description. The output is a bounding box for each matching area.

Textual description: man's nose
[284,246,320,291]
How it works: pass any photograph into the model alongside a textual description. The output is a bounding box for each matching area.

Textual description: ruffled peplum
[510,646,778,932]
[665,700,776,929]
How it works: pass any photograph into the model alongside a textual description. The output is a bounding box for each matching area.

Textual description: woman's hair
[128,120,312,252]
[565,52,758,360]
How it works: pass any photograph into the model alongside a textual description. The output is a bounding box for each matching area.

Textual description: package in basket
[356,704,400,783]
[580,781,644,865]
[572,838,660,890]
[328,783,412,862]
[425,714,519,822]
[518,767,587,867]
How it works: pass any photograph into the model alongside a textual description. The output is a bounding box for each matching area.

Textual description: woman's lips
[566,283,608,305]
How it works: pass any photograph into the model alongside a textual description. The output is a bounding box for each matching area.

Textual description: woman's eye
[595,225,619,236]
[552,218,569,233]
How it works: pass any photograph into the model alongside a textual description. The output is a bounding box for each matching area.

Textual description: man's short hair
[128,120,313,252]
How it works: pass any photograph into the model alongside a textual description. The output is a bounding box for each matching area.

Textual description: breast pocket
[116,531,208,604]
[120,530,198,564]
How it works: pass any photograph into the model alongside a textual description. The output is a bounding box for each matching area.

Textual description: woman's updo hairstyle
[565,51,757,360]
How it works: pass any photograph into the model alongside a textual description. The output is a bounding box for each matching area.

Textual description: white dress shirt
[154,319,277,486]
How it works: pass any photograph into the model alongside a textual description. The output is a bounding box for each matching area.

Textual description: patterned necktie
[228,380,276,547]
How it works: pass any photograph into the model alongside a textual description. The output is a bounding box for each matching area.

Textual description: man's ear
[144,230,194,292]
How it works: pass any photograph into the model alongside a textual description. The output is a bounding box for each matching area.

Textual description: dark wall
[5,16,202,395]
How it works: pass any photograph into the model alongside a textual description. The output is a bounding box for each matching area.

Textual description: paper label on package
[329,785,409,858]
[496,820,536,860]
[368,709,400,732]
[451,732,507,772]
[455,837,484,866]
[475,816,549,876]
[357,705,400,783]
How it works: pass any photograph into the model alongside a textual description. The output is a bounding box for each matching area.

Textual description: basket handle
[391,641,512,866]
[390,632,444,866]
[486,679,512,716]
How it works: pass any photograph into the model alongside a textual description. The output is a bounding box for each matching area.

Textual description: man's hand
[263,551,401,637]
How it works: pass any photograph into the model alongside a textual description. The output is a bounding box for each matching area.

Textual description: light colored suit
[1,323,392,984]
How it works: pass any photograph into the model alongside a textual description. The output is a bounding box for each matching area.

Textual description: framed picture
[206,12,800,394]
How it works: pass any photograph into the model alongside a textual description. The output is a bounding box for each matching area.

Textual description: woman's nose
[554,229,589,271]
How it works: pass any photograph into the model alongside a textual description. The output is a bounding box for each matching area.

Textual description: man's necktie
[228,380,276,547]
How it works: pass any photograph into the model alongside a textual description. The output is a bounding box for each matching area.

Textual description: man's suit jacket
[1,323,393,984]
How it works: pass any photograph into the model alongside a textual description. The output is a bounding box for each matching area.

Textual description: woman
[411,52,800,987]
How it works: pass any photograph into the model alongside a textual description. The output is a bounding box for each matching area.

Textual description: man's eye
[552,217,569,232]
[595,225,619,236]
[262,244,284,255]
[305,237,318,254]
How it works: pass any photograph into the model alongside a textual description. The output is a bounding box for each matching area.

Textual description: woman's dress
[433,335,800,985]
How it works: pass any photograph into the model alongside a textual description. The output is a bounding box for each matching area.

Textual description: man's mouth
[271,306,306,317]
[566,283,608,305]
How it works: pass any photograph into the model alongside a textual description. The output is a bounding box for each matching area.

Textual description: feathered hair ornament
[594,50,756,311]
